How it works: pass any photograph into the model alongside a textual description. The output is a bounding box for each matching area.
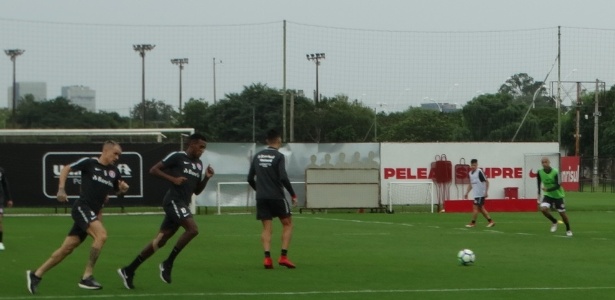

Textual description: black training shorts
[256,198,292,220]
[160,200,193,232]
[68,202,98,241]
[473,197,486,207]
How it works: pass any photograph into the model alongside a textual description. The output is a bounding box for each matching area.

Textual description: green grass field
[1,192,615,300]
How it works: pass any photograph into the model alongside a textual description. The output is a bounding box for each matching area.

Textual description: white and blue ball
[457,249,475,265]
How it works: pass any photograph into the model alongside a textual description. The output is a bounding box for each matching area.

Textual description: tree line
[1,73,613,157]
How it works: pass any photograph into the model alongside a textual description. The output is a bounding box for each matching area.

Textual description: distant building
[420,102,459,113]
[61,85,96,112]
[7,82,47,109]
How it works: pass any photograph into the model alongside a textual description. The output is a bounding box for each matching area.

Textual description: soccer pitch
[1,192,615,300]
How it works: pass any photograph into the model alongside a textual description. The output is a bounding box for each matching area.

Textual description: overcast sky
[4,0,615,30]
[2,0,615,114]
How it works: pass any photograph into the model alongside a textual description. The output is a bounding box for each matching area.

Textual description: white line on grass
[3,286,615,299]
[484,230,504,234]
[515,233,535,235]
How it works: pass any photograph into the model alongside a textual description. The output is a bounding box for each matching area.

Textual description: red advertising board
[560,156,580,191]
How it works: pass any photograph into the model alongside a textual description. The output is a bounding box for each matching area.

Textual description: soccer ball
[457,249,475,265]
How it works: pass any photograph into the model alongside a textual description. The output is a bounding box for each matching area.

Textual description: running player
[0,166,14,250]
[537,157,572,236]
[464,159,495,228]
[248,129,298,269]
[118,133,214,289]
[27,140,129,294]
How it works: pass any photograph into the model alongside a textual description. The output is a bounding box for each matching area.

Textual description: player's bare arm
[484,180,489,198]
[464,185,473,199]
[150,162,187,186]
[194,165,214,195]
[56,165,72,202]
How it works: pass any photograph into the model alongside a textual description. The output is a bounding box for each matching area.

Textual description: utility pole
[4,49,25,121]
[213,58,222,103]
[306,53,325,104]
[593,79,600,189]
[575,82,581,156]
[171,58,188,113]
[133,44,155,127]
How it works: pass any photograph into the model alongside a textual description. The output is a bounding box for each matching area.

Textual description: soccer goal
[387,181,435,213]
[216,181,304,215]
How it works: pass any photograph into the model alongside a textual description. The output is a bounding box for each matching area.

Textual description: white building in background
[420,102,459,113]
[6,82,47,109]
[61,85,96,112]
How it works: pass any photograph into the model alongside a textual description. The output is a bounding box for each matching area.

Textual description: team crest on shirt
[196,163,202,171]
[108,170,116,178]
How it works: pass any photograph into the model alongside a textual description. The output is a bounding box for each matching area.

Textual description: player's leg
[256,198,275,268]
[27,234,83,294]
[278,215,296,268]
[159,202,198,284]
[0,210,5,250]
[465,200,479,227]
[34,235,83,277]
[477,198,494,227]
[274,198,295,268]
[118,215,179,290]
[554,199,572,236]
[540,197,559,232]
[81,220,107,280]
[261,219,273,268]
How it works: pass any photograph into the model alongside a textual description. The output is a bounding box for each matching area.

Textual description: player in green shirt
[537,157,572,237]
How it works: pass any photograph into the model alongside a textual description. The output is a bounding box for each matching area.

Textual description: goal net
[216,181,304,215]
[387,181,435,213]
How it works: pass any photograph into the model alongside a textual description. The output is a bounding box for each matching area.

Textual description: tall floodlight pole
[171,58,188,113]
[306,53,325,104]
[4,49,25,119]
[133,44,155,127]
[213,58,222,103]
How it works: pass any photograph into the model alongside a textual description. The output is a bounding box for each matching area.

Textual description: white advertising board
[380,143,559,203]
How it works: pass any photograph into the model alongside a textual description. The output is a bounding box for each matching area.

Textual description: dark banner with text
[0,143,178,207]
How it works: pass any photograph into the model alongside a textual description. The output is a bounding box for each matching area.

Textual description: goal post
[387,181,435,213]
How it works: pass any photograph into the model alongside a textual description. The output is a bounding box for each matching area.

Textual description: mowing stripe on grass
[3,286,615,299]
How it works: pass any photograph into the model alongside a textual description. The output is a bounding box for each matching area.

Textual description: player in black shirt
[248,129,297,269]
[0,167,14,251]
[27,141,129,294]
[118,133,214,289]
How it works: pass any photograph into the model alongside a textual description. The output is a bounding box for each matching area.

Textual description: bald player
[27,140,129,294]
[537,157,572,237]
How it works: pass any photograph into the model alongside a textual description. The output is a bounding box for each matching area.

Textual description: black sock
[487,218,492,222]
[165,247,182,266]
[565,222,571,231]
[126,255,145,273]
[0,231,3,243]
[471,220,476,224]
[281,249,288,257]
[546,215,557,223]
[264,251,271,258]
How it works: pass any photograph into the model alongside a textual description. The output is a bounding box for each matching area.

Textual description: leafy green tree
[204,83,284,142]
[499,73,544,99]
[130,99,176,128]
[378,108,458,142]
[179,98,209,134]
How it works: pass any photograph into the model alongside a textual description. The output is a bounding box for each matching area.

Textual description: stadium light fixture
[171,58,188,113]
[306,52,325,104]
[4,49,25,120]
[133,44,155,126]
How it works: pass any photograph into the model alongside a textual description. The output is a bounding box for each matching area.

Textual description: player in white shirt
[464,159,495,228]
